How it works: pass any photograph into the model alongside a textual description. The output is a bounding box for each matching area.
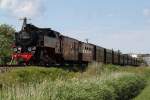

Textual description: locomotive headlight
[32,47,36,50]
[13,48,17,52]
[18,47,22,51]
[28,47,32,52]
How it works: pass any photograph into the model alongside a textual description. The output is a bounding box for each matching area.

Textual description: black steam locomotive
[12,18,140,66]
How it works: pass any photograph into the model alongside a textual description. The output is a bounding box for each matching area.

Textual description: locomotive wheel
[38,49,56,66]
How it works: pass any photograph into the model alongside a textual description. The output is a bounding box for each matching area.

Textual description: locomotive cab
[36,30,61,65]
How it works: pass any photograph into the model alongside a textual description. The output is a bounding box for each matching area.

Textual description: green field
[0,63,150,100]
[134,74,150,100]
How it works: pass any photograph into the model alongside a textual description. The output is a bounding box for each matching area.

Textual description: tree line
[0,24,15,64]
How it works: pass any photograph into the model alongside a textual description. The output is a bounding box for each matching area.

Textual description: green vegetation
[0,64,149,100]
[0,24,15,64]
[133,71,150,100]
[0,72,145,100]
[0,67,76,84]
[134,81,150,100]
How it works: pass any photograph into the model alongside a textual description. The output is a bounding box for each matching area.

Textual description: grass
[0,72,145,100]
[134,83,150,100]
[0,63,149,100]
[0,67,76,85]
[133,74,150,100]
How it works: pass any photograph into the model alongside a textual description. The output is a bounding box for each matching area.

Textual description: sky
[0,0,150,54]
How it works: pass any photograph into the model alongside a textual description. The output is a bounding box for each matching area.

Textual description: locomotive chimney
[19,17,31,31]
[85,38,89,43]
[20,17,27,31]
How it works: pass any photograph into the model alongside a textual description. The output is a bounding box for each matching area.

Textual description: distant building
[129,53,138,58]
[139,54,150,66]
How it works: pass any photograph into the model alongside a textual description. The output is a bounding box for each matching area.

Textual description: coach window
[89,47,91,53]
[79,46,81,52]
[71,44,73,50]
[86,47,89,53]
[84,46,86,53]
[74,42,76,49]
[70,44,72,49]
[87,47,88,53]
[89,48,91,52]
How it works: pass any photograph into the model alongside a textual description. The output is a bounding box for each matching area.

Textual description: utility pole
[85,38,89,43]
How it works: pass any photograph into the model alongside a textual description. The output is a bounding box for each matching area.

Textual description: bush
[0,66,147,100]
[85,63,120,77]
[0,56,11,64]
[0,72,144,100]
[0,67,76,84]
[106,73,146,100]
[56,73,145,100]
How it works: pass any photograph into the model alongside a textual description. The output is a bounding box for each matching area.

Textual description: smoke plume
[0,0,46,17]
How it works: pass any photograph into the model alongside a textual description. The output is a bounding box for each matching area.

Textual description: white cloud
[143,8,150,17]
[0,0,46,17]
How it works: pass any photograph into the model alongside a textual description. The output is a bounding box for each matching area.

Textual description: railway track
[0,65,26,73]
[0,65,26,67]
[0,64,87,73]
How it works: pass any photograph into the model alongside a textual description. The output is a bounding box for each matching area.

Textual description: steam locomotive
[12,18,140,66]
